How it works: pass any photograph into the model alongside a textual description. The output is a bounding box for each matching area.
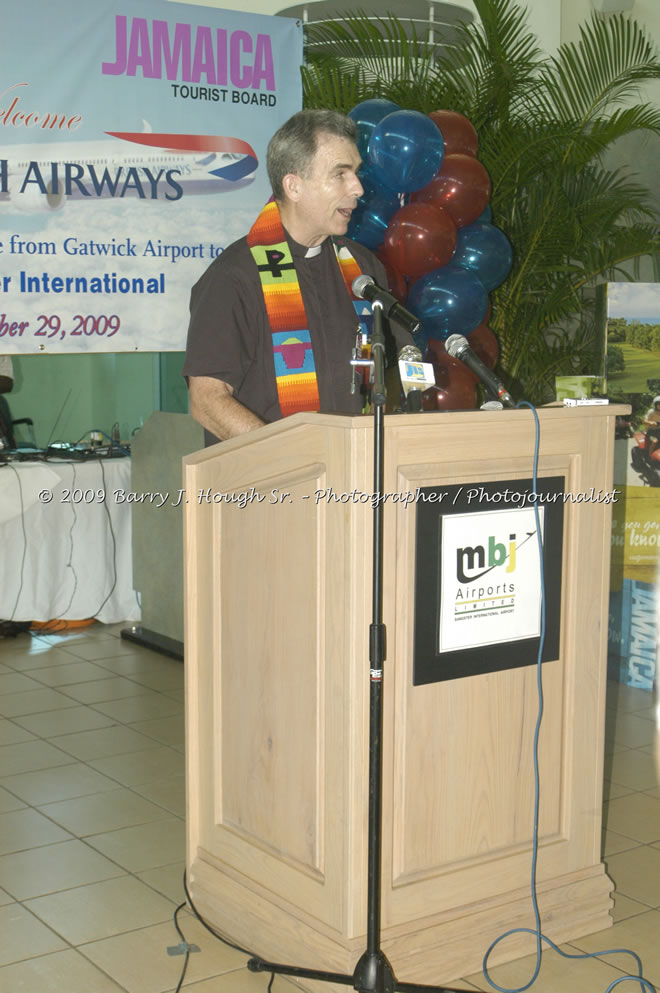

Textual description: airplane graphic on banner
[1,129,258,210]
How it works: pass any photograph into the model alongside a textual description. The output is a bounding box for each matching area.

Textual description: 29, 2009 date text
[0,313,121,340]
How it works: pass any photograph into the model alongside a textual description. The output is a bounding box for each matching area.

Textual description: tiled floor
[0,623,657,993]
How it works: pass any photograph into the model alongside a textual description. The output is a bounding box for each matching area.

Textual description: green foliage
[302,0,660,402]
[626,321,658,349]
[607,318,627,342]
[607,344,625,373]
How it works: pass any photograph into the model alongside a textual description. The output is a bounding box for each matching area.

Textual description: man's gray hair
[267,109,358,201]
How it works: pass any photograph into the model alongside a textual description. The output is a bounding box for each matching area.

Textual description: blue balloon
[348,99,401,159]
[477,204,493,223]
[453,222,513,291]
[348,166,401,249]
[408,265,488,341]
[356,162,392,201]
[348,191,400,251]
[368,110,445,194]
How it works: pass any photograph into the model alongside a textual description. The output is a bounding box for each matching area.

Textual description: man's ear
[281,172,301,202]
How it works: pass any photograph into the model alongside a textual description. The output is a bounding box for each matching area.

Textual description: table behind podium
[0,456,138,624]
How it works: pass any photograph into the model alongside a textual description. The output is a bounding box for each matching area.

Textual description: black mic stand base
[247,950,467,993]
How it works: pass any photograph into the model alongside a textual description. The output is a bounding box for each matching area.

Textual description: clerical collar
[285,228,325,260]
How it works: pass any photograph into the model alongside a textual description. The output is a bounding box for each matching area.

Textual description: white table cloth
[0,456,140,624]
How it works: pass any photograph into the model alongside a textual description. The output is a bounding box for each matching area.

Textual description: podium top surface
[183,403,630,467]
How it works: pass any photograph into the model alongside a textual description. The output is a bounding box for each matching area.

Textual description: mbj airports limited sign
[440,506,544,654]
[413,478,564,685]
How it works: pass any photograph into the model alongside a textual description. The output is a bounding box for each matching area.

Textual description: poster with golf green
[607,282,660,393]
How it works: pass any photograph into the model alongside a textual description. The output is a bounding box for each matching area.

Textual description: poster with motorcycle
[606,282,660,692]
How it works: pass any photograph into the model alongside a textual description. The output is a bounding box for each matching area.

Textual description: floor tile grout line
[0,666,185,705]
[3,852,245,993]
[0,720,185,798]
[0,740,187,827]
[0,822,188,905]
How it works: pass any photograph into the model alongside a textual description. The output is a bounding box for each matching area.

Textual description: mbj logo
[457,533,517,583]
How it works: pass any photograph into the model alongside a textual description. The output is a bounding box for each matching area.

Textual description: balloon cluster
[347,100,512,410]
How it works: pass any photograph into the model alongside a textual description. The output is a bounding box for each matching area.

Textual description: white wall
[562,0,660,279]
[174,0,562,52]
[172,0,285,13]
[563,0,660,109]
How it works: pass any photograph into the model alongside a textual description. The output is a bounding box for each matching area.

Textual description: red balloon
[467,323,499,369]
[376,248,409,303]
[412,154,491,228]
[421,356,478,411]
[383,202,457,284]
[428,110,479,157]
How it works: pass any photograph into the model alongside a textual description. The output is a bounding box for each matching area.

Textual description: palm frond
[546,13,660,124]
[304,11,439,90]
[302,59,367,113]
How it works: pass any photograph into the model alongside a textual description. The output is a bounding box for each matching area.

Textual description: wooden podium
[183,405,620,990]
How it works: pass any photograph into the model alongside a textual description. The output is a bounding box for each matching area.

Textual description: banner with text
[605,282,659,691]
[0,0,302,352]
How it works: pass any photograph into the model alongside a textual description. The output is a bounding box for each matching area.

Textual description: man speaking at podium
[183,109,387,445]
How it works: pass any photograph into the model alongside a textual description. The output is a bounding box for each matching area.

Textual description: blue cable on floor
[480,401,655,993]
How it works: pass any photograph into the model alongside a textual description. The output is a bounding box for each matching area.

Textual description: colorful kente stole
[247,200,364,417]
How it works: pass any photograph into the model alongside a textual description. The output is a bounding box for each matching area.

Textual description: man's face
[287,133,364,246]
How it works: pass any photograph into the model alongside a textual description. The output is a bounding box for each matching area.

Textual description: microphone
[352,275,421,336]
[398,345,423,363]
[397,344,436,413]
[445,334,514,408]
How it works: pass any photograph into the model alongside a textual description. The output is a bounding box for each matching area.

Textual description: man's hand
[188,376,265,441]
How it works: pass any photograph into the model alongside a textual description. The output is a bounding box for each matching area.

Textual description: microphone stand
[247,303,465,993]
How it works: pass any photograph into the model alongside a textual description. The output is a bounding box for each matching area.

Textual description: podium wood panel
[184,406,620,988]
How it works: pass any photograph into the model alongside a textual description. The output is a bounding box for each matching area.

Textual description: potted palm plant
[302,0,660,402]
